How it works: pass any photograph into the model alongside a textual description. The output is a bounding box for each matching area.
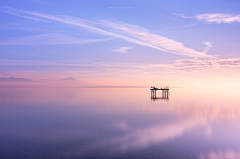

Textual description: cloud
[100,20,213,58]
[2,10,48,22]
[195,13,240,24]
[174,58,240,71]
[203,41,212,52]
[0,33,111,45]
[1,57,240,74]
[174,12,240,24]
[0,6,213,58]
[112,46,132,53]
[171,12,192,18]
[0,71,12,75]
[0,6,169,51]
[0,77,32,82]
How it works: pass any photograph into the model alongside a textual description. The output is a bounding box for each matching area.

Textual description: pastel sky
[0,0,240,86]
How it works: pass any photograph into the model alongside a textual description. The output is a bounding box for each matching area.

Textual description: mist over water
[0,87,240,159]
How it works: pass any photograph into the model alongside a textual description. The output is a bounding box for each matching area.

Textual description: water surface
[0,87,240,159]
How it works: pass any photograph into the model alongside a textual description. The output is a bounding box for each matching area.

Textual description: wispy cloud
[0,71,12,75]
[164,23,196,30]
[112,46,132,53]
[202,41,212,53]
[0,33,111,45]
[174,12,240,24]
[196,13,240,23]
[2,10,48,22]
[100,20,213,58]
[174,58,240,71]
[0,6,213,58]
[1,57,240,74]
[171,13,192,19]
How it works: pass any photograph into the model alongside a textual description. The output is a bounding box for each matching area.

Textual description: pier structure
[150,86,169,99]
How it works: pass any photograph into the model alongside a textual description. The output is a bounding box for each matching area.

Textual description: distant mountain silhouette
[57,77,78,81]
[0,77,32,82]
[57,77,91,86]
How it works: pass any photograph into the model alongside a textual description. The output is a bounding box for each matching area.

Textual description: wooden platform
[150,86,169,99]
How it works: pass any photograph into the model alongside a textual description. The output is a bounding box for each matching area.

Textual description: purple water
[0,87,240,159]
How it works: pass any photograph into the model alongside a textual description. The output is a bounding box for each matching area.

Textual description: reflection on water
[151,97,169,100]
[0,88,240,159]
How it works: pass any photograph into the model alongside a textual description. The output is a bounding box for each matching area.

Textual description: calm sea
[0,87,240,159]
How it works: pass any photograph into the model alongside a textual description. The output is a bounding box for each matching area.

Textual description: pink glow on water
[1,87,240,158]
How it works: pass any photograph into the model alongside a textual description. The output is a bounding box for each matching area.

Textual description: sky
[0,0,240,87]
